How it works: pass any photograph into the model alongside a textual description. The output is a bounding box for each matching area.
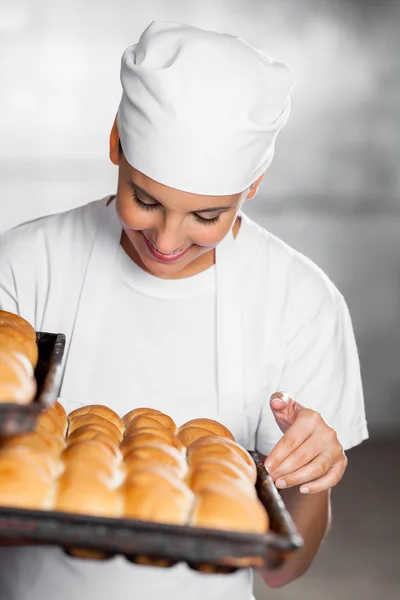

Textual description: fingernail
[300,487,310,494]
[270,397,286,406]
[276,479,287,489]
[265,462,272,471]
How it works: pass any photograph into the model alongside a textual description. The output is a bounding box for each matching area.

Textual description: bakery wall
[0,0,399,436]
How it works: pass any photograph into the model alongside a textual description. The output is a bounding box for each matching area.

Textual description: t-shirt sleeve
[256,283,368,456]
[0,234,20,314]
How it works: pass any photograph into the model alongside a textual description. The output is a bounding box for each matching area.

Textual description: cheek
[116,192,153,232]
[189,217,236,249]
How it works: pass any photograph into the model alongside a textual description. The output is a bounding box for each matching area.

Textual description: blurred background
[0,0,399,598]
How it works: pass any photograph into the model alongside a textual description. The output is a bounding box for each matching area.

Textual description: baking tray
[0,332,66,436]
[0,452,303,571]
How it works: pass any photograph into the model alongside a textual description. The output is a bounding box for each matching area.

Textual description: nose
[151,216,186,254]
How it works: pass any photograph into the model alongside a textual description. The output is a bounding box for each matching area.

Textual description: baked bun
[2,430,64,456]
[177,426,215,447]
[123,443,186,478]
[122,408,165,427]
[123,467,194,525]
[187,465,256,498]
[67,414,122,443]
[0,446,60,479]
[0,329,38,368]
[188,437,257,483]
[178,418,234,441]
[0,456,53,509]
[62,456,117,485]
[66,427,121,457]
[0,311,36,343]
[126,413,177,433]
[190,487,268,534]
[0,349,36,404]
[47,402,68,437]
[54,472,123,517]
[36,409,66,439]
[68,405,124,435]
[121,427,185,454]
[63,439,121,465]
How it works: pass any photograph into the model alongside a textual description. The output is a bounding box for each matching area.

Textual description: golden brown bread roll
[178,418,234,441]
[68,405,124,435]
[177,426,215,447]
[62,457,117,484]
[0,456,53,509]
[46,402,68,437]
[0,348,36,404]
[36,409,66,439]
[54,472,123,517]
[0,446,60,479]
[126,413,177,433]
[122,407,165,427]
[67,414,122,443]
[1,430,64,456]
[0,327,38,368]
[188,437,257,482]
[123,467,194,525]
[121,427,185,455]
[190,486,268,534]
[187,465,256,498]
[0,311,36,343]
[123,443,186,478]
[66,426,121,457]
[63,439,121,465]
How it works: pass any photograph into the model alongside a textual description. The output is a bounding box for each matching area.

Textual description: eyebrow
[129,180,235,213]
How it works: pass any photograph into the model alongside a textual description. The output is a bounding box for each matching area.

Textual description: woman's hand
[264,392,348,494]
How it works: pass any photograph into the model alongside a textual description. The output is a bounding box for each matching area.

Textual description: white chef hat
[116,20,296,195]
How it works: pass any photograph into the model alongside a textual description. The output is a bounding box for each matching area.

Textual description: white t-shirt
[0,199,368,600]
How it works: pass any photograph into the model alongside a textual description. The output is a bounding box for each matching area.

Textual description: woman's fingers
[265,409,321,472]
[269,435,335,481]
[273,451,334,490]
[299,460,347,495]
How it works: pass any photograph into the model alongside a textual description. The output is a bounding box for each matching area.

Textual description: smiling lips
[143,235,190,263]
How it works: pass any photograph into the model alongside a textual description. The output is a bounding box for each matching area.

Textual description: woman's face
[116,154,247,278]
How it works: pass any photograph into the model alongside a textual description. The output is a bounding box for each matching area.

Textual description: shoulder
[0,198,107,263]
[239,213,344,323]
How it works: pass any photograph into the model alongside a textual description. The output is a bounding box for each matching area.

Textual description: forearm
[261,487,331,588]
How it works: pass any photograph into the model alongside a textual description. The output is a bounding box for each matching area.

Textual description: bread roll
[178,418,234,441]
[123,443,186,478]
[121,425,186,451]
[47,402,68,437]
[0,310,36,343]
[188,437,257,482]
[54,473,123,517]
[1,430,64,456]
[121,428,185,455]
[36,409,65,439]
[190,487,268,534]
[0,446,60,479]
[0,349,36,404]
[127,413,177,433]
[0,327,38,368]
[122,407,164,427]
[187,466,256,498]
[68,414,122,443]
[123,468,194,525]
[62,457,117,484]
[0,457,53,509]
[177,426,215,447]
[63,439,121,465]
[66,426,120,457]
[68,405,124,435]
